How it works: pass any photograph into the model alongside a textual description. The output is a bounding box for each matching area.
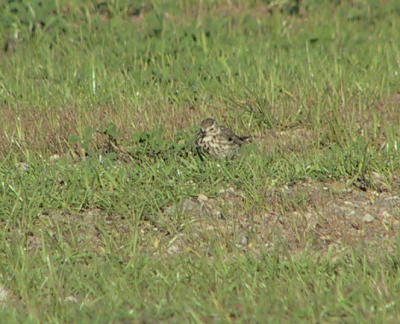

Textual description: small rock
[65,296,78,303]
[362,213,375,223]
[239,236,248,246]
[213,211,224,219]
[17,162,29,172]
[218,187,235,195]
[236,236,249,249]
[197,194,208,202]
[167,244,179,254]
[49,154,60,162]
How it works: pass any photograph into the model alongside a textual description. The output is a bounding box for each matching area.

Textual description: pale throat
[206,128,220,136]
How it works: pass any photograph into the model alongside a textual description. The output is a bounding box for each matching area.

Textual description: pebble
[167,245,179,254]
[218,187,235,195]
[213,211,224,219]
[197,194,208,202]
[362,213,375,223]
[239,236,248,246]
[49,154,60,162]
[17,162,29,172]
[65,296,78,303]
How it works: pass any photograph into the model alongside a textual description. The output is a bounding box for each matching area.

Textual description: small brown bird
[195,118,252,159]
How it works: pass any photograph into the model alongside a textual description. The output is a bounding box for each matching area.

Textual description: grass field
[1,0,400,322]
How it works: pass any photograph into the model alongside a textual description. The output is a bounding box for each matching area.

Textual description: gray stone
[362,213,375,223]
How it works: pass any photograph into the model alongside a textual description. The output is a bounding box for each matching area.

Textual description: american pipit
[195,118,252,159]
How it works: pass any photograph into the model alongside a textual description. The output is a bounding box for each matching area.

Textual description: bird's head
[199,118,219,136]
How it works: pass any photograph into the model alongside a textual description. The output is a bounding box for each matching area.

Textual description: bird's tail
[239,136,252,144]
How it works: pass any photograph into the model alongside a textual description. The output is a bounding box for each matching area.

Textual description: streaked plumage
[195,118,252,159]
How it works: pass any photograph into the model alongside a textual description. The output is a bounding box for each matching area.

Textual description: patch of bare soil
[268,181,400,256]
[157,181,400,259]
[256,128,315,154]
[12,182,400,261]
[21,208,133,257]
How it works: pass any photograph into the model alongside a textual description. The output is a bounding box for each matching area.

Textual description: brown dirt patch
[7,181,399,261]
[256,128,315,154]
[155,181,400,259]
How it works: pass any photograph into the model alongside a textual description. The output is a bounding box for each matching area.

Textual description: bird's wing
[220,127,250,144]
